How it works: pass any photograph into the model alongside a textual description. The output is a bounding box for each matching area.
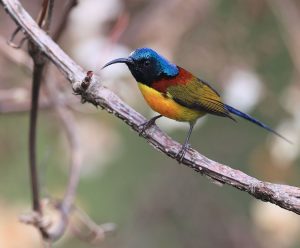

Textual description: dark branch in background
[37,0,50,27]
[0,36,31,69]
[27,51,45,212]
[2,0,88,242]
[0,77,111,243]
[1,0,300,217]
[26,0,55,239]
[7,25,26,48]
[53,0,78,42]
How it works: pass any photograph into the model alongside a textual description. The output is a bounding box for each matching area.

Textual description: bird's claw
[138,115,162,136]
[138,120,154,136]
[175,144,191,163]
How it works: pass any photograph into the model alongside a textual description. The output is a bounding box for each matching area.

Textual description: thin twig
[1,0,300,216]
[44,0,54,31]
[53,0,78,42]
[28,60,44,213]
[7,25,26,48]
[43,69,83,240]
[0,36,31,69]
[37,0,50,27]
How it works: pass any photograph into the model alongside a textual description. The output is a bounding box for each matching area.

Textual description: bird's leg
[138,115,163,136]
[176,122,195,163]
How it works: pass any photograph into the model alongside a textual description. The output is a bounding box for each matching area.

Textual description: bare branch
[37,0,51,28]
[0,36,31,69]
[53,0,78,42]
[1,0,300,216]
[7,25,27,48]
[26,0,55,239]
[27,51,45,215]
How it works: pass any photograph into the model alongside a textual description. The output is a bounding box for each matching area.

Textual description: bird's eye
[144,60,150,67]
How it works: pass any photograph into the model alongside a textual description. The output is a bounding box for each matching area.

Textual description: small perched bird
[102,48,290,162]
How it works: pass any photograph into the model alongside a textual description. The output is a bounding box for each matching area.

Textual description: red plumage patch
[152,67,193,93]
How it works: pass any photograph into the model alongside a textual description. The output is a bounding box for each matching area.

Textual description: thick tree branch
[1,0,300,215]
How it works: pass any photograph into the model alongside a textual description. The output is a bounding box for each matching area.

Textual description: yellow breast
[137,83,205,122]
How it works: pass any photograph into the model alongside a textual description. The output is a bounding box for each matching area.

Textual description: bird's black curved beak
[102,57,133,69]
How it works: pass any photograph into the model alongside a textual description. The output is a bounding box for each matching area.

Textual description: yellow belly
[138,83,205,122]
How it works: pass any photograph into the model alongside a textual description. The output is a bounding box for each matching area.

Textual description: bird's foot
[138,115,162,136]
[175,144,191,163]
[138,119,155,136]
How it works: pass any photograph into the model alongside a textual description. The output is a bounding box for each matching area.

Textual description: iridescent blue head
[102,48,179,85]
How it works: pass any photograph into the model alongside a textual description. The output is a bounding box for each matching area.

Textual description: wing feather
[167,78,235,120]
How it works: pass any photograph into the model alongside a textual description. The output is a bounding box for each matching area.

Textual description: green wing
[167,78,235,120]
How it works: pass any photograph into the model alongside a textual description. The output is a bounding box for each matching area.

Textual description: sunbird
[102,48,290,162]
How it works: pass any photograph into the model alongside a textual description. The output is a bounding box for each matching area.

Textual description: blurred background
[0,0,300,247]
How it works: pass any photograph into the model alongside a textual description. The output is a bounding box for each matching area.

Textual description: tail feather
[225,104,292,144]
